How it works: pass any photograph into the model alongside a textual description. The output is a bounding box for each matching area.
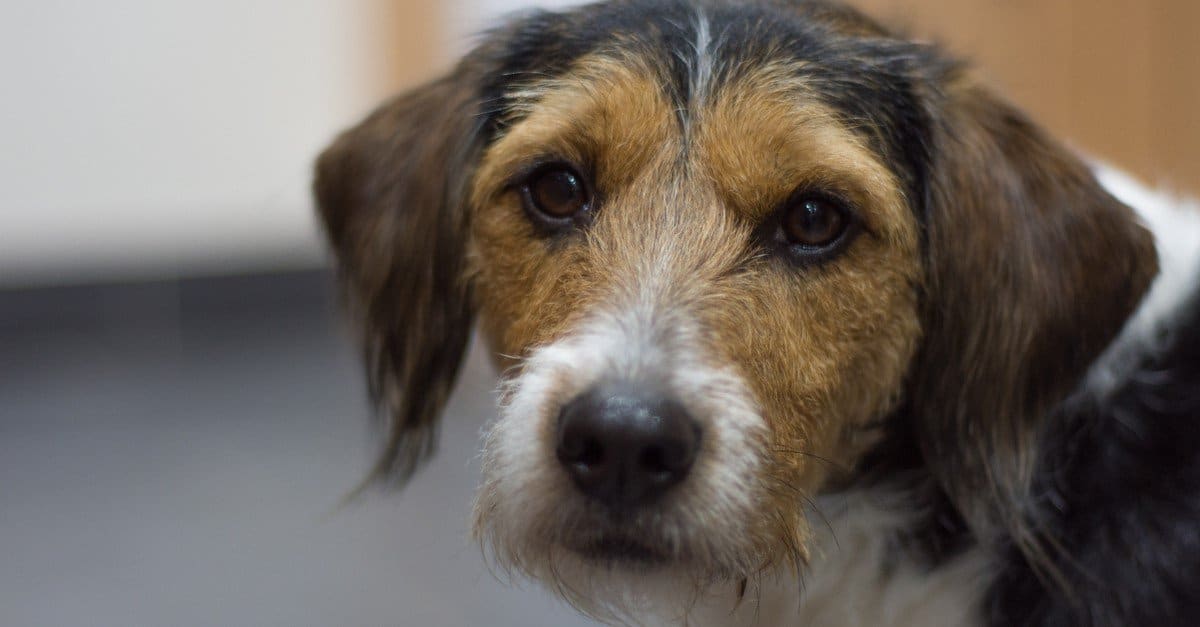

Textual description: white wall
[0,0,591,287]
[445,0,588,53]
[0,1,380,285]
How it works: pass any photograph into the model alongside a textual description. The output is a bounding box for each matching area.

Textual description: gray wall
[0,272,594,627]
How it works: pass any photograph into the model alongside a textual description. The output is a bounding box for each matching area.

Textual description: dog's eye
[771,192,860,264]
[520,164,592,231]
[530,167,585,217]
[784,196,848,246]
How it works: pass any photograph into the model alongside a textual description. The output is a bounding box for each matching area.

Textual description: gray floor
[0,272,594,627]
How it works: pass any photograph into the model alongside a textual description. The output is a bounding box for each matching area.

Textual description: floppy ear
[314,64,487,487]
[909,78,1159,554]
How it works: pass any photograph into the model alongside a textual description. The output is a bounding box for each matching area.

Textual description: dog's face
[315,0,1157,616]
[470,36,926,576]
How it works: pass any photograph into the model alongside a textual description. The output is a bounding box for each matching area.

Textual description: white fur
[689,8,715,110]
[788,497,988,627]
[674,492,990,627]
[1087,165,1200,396]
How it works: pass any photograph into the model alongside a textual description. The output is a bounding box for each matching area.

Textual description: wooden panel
[1147,1,1200,191]
[850,0,1199,193]
[375,1,446,91]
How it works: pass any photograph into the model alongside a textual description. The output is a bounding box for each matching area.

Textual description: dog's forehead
[480,0,943,203]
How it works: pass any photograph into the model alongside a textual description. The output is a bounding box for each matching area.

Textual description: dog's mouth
[572,534,670,567]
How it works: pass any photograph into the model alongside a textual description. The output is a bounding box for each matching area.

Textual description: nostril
[556,406,607,471]
[643,439,691,473]
[577,437,604,466]
[640,444,667,475]
[639,443,681,477]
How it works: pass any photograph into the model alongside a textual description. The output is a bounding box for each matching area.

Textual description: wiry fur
[314,63,489,486]
[473,315,774,623]
[314,1,1198,625]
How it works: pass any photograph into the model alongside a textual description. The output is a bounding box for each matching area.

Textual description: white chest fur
[669,493,990,627]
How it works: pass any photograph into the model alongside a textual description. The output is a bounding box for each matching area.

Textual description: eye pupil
[784,197,847,247]
[529,168,586,218]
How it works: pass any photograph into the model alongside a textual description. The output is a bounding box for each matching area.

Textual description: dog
[313,1,1200,625]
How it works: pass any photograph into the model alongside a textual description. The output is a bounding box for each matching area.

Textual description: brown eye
[767,191,860,265]
[522,165,591,230]
[783,195,850,248]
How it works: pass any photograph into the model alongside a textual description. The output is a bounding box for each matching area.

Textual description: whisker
[770,447,850,473]
[761,473,839,551]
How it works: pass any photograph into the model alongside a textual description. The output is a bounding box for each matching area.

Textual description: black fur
[988,289,1200,626]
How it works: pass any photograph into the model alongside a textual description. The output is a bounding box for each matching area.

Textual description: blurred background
[1,1,1195,625]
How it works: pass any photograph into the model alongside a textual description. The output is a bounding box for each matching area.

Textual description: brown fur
[314,60,487,485]
[470,56,681,359]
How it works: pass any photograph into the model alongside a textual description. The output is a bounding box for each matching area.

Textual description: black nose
[556,384,700,510]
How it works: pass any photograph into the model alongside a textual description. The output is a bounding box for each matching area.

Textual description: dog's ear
[314,62,487,487]
[910,77,1159,554]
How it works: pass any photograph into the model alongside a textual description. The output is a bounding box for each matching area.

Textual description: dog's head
[315,0,1157,617]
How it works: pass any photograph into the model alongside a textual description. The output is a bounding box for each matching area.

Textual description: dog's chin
[472,490,809,624]
[514,537,724,623]
[473,487,787,584]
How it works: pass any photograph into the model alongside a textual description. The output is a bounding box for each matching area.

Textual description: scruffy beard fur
[470,314,798,624]
[472,489,993,627]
